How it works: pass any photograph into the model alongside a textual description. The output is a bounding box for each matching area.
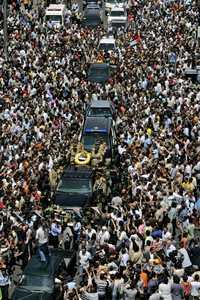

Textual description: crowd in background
[0,0,200,299]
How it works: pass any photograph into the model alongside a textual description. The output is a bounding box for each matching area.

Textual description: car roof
[84,116,112,132]
[86,3,100,7]
[90,100,112,108]
[47,4,65,9]
[110,6,125,11]
[90,63,109,69]
[85,8,100,15]
[63,166,93,178]
[99,37,115,44]
[24,249,65,278]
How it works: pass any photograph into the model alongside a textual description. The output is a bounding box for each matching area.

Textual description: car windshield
[46,15,62,22]
[111,21,126,28]
[110,11,125,17]
[82,133,109,149]
[99,43,115,51]
[88,108,112,116]
[85,14,100,21]
[22,275,53,289]
[89,66,109,77]
[87,4,99,8]
[58,179,91,193]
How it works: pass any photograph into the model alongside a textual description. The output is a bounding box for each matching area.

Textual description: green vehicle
[12,249,75,300]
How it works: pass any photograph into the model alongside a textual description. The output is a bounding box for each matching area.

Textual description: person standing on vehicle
[49,219,62,248]
[36,221,49,264]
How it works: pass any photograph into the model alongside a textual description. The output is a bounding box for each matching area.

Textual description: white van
[105,0,127,12]
[45,4,66,27]
[98,36,116,52]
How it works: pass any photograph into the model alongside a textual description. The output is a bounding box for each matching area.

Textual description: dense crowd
[0,0,200,299]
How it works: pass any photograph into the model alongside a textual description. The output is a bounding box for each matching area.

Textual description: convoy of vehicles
[12,0,131,297]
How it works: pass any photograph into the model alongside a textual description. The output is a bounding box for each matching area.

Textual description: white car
[98,36,116,51]
[45,4,67,28]
[105,0,127,12]
[107,7,127,25]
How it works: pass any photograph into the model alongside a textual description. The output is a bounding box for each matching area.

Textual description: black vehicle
[86,100,116,119]
[87,63,110,83]
[12,249,75,300]
[81,116,116,155]
[184,68,200,83]
[82,8,102,27]
[83,0,98,9]
[55,166,93,209]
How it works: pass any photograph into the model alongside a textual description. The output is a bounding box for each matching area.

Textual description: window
[88,108,112,117]
[46,15,62,23]
[110,11,125,17]
[82,133,109,150]
[99,43,115,51]
[58,179,91,193]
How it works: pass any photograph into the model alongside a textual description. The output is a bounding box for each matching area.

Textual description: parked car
[55,166,94,209]
[12,249,75,300]
[87,63,111,83]
[82,8,102,27]
[81,116,116,156]
[86,100,116,119]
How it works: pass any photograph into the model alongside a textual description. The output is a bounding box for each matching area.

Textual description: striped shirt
[95,279,107,296]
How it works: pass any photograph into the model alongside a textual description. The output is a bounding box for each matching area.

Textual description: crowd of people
[0,0,200,299]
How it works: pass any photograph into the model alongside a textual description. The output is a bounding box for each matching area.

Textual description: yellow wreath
[75,151,91,165]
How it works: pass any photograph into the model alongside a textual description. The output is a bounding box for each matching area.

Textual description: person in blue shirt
[49,219,62,249]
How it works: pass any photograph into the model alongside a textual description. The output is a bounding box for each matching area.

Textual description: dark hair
[182,275,188,282]
[132,239,139,252]
[162,276,169,284]
[146,230,150,236]
[146,240,151,246]
[173,275,180,284]
[194,274,199,281]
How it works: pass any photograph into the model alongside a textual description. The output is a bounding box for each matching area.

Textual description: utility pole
[3,0,8,61]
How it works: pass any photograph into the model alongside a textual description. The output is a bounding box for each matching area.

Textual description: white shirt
[79,250,91,268]
[120,252,129,267]
[99,230,110,245]
[36,226,48,245]
[191,281,200,297]
[179,248,192,268]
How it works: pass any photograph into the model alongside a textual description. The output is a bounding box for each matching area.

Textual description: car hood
[12,286,52,300]
[105,3,125,9]
[88,74,109,83]
[108,16,127,22]
[55,191,91,208]
[82,17,101,27]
